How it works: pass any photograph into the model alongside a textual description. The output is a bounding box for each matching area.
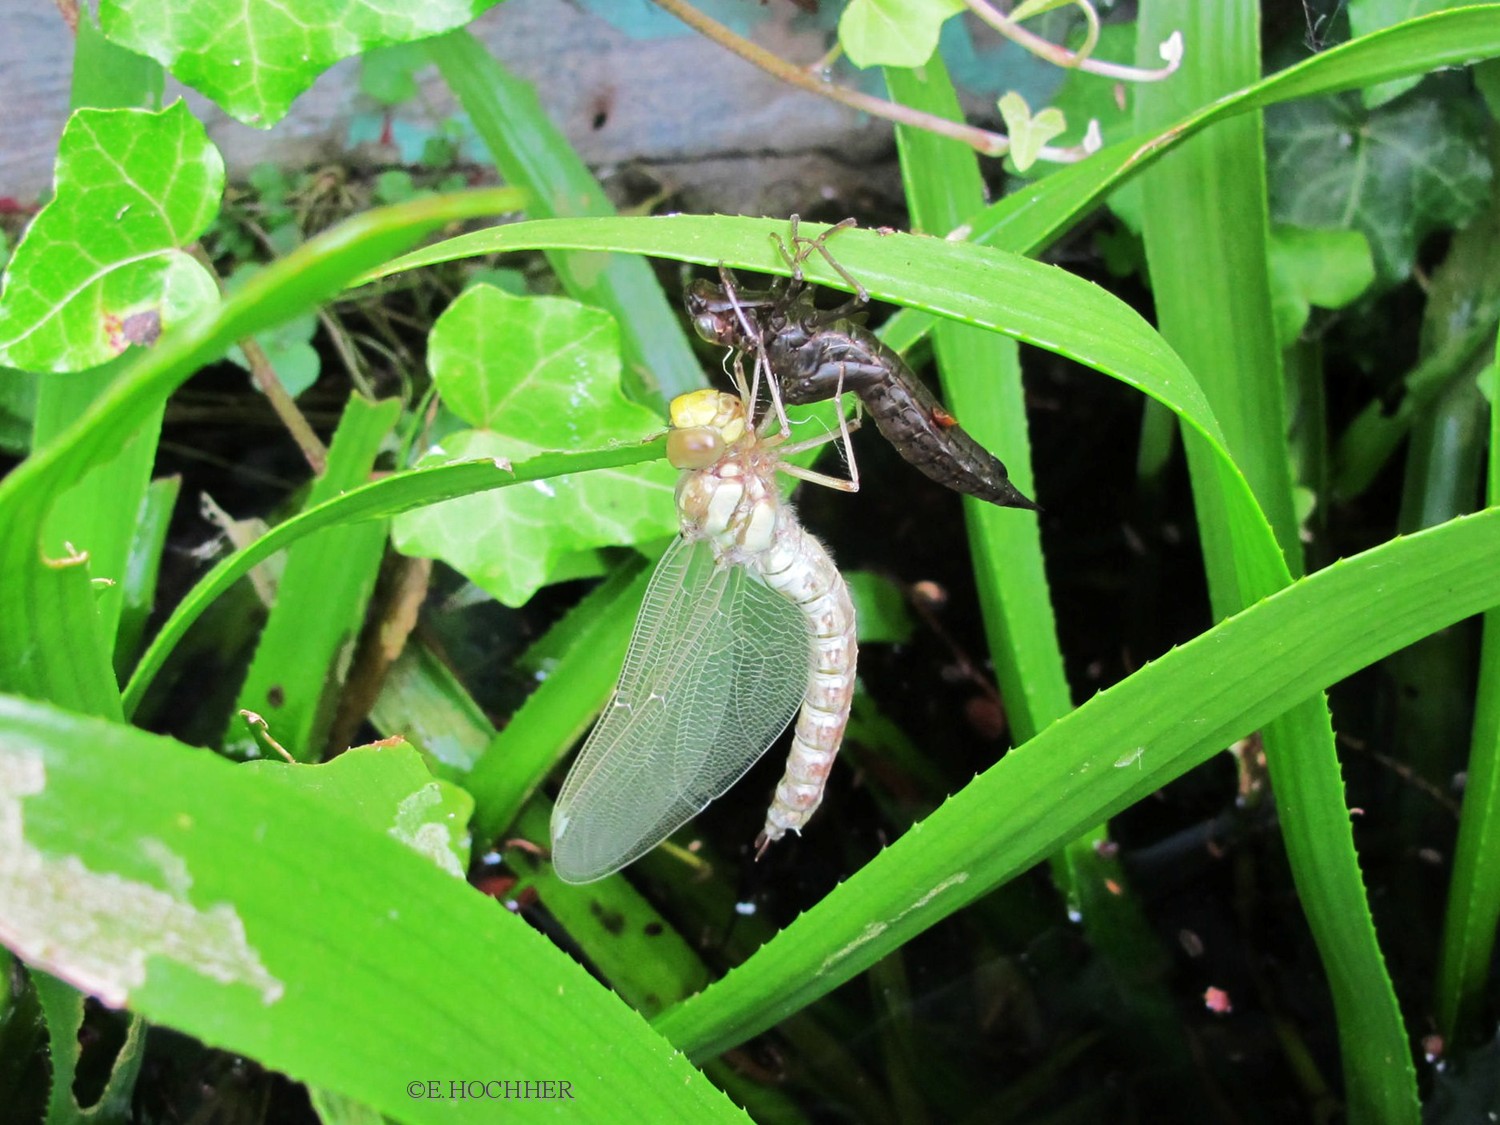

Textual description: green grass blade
[1137,1,1298,566]
[31,357,162,671]
[1333,320,1496,500]
[364,217,1232,450]
[653,504,1500,1059]
[230,395,402,760]
[0,697,744,1123]
[33,971,146,1124]
[1134,3,1414,1120]
[369,645,493,781]
[426,29,704,406]
[886,59,1222,1095]
[1434,328,1500,1042]
[115,474,181,678]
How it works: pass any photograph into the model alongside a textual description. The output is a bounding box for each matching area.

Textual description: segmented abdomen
[753,523,857,843]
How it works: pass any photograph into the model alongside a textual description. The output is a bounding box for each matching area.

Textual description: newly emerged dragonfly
[685,219,1038,510]
[549,384,857,885]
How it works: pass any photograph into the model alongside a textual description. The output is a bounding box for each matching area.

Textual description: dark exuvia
[685,222,1037,511]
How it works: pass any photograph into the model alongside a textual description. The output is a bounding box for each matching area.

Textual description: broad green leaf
[1267,226,1376,348]
[839,0,965,68]
[98,0,502,128]
[245,742,474,878]
[0,103,222,372]
[425,30,706,406]
[392,286,676,607]
[0,187,524,715]
[1266,88,1491,284]
[0,696,743,1123]
[359,42,429,106]
[71,5,164,111]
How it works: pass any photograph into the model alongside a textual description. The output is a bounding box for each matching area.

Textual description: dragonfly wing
[550,535,810,884]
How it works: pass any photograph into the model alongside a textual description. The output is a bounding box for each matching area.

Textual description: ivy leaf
[839,0,966,68]
[1266,88,1491,284]
[99,0,502,128]
[1267,227,1375,348]
[392,287,677,607]
[998,91,1066,172]
[0,103,222,373]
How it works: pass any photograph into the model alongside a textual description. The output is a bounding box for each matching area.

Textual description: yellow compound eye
[668,389,747,449]
[667,426,723,469]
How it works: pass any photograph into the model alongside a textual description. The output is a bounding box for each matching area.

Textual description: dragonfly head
[684,279,742,348]
[667,390,746,468]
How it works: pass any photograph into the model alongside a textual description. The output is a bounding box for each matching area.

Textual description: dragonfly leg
[716,264,767,348]
[783,216,869,302]
[770,225,806,283]
[777,398,864,493]
[799,362,862,494]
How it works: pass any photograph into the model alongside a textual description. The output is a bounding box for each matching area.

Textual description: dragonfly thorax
[676,459,781,560]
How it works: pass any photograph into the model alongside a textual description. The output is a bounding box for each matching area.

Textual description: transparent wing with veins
[549,534,810,885]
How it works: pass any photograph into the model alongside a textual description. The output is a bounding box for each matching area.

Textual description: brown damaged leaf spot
[102,309,161,355]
